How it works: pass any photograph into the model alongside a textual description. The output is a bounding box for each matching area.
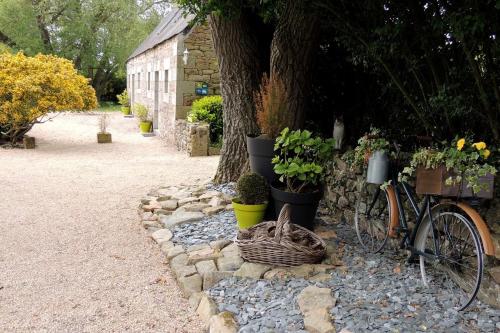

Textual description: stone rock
[154,209,172,216]
[142,212,158,221]
[233,262,271,279]
[169,253,188,271]
[210,239,232,251]
[142,220,161,229]
[188,247,221,265]
[192,186,207,197]
[203,271,234,289]
[179,273,202,297]
[297,286,336,314]
[310,273,332,282]
[141,196,157,205]
[161,211,204,229]
[216,256,244,272]
[195,260,217,276]
[183,202,211,212]
[488,266,500,284]
[303,308,335,333]
[160,199,178,211]
[166,246,185,260]
[315,230,337,240]
[174,265,198,279]
[151,229,173,244]
[220,243,239,257]
[178,196,200,206]
[199,191,222,200]
[203,206,225,216]
[208,196,225,207]
[225,204,234,211]
[209,312,238,333]
[337,196,349,209]
[171,190,193,200]
[187,243,211,253]
[197,295,218,325]
[156,195,171,202]
[160,241,175,254]
[189,291,204,310]
[143,201,162,212]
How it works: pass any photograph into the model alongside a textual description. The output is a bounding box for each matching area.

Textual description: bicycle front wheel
[414,211,483,311]
[355,182,391,253]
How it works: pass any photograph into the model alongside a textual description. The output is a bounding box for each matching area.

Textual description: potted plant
[271,128,335,229]
[400,137,496,198]
[349,127,390,184]
[117,90,130,115]
[232,173,270,229]
[97,114,112,143]
[247,74,291,184]
[134,103,152,133]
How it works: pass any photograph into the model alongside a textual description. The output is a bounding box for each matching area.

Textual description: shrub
[254,74,290,139]
[187,95,223,145]
[116,90,129,107]
[273,128,335,193]
[133,103,150,122]
[236,173,269,205]
[0,52,97,145]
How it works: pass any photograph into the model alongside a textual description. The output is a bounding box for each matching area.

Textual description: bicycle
[354,146,495,311]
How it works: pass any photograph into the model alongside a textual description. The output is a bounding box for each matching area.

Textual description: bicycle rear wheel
[355,182,391,253]
[414,211,483,311]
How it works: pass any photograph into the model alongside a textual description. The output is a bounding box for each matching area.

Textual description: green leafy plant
[344,127,390,169]
[400,137,497,194]
[187,95,223,145]
[272,128,335,193]
[116,90,129,107]
[235,173,269,205]
[133,103,150,122]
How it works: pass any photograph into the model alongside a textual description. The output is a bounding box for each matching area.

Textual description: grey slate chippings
[171,210,237,246]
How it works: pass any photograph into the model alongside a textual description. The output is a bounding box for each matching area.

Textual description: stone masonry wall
[325,152,500,302]
[175,119,211,157]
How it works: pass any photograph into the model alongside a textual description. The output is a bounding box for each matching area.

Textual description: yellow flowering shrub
[0,53,97,144]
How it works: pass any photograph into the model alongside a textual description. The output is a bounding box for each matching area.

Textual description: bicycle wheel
[414,211,483,311]
[355,182,391,253]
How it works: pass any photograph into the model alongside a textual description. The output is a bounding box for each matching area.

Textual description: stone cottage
[126,6,220,146]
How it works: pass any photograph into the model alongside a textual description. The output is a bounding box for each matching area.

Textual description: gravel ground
[0,113,218,332]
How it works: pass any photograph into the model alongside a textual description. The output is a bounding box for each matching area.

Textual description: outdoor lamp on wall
[183,48,189,65]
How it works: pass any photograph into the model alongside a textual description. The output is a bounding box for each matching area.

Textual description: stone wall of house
[126,22,220,145]
[324,152,500,302]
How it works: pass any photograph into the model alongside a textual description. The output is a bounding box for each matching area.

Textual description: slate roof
[127,7,193,61]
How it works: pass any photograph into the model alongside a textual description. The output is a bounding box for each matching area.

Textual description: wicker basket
[235,204,327,266]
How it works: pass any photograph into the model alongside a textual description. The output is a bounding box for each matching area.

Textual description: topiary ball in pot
[233,173,269,229]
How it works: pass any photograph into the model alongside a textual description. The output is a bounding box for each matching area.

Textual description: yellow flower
[456,138,465,151]
[472,142,487,150]
[483,149,491,159]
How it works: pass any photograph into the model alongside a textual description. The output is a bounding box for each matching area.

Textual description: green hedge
[187,95,223,145]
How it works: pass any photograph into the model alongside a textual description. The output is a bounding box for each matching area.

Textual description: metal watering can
[366,151,389,185]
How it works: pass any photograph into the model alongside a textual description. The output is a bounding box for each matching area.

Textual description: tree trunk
[210,12,263,183]
[270,0,319,129]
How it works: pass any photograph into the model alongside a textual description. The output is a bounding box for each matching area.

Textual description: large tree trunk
[210,12,264,183]
[270,1,319,129]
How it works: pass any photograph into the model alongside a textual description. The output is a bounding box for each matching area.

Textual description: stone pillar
[188,123,209,156]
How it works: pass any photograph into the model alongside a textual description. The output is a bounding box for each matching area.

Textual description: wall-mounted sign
[195,82,209,96]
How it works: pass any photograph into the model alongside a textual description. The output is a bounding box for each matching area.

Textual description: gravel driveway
[0,113,219,332]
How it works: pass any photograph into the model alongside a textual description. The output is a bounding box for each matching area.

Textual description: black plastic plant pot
[270,184,323,230]
[246,135,278,184]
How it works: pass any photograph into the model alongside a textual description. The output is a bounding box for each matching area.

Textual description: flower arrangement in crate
[400,137,497,198]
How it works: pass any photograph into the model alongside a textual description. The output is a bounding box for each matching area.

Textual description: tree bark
[210,12,263,183]
[270,0,320,129]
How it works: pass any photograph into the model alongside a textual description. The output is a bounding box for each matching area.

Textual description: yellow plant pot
[232,200,268,229]
[139,121,152,133]
[121,106,130,115]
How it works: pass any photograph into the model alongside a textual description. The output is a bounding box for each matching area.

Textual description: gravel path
[0,113,218,332]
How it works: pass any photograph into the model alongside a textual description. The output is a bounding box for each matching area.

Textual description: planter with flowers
[117,90,131,116]
[271,128,335,230]
[134,103,152,134]
[232,173,270,229]
[247,74,291,185]
[401,138,496,198]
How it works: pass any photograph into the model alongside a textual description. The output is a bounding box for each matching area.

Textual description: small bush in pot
[97,113,112,143]
[271,128,335,229]
[134,103,152,133]
[232,173,270,229]
[117,90,130,115]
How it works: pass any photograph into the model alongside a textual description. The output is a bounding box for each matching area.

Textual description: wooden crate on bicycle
[415,165,494,199]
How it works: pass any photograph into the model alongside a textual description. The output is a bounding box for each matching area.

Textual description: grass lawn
[96,101,121,112]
